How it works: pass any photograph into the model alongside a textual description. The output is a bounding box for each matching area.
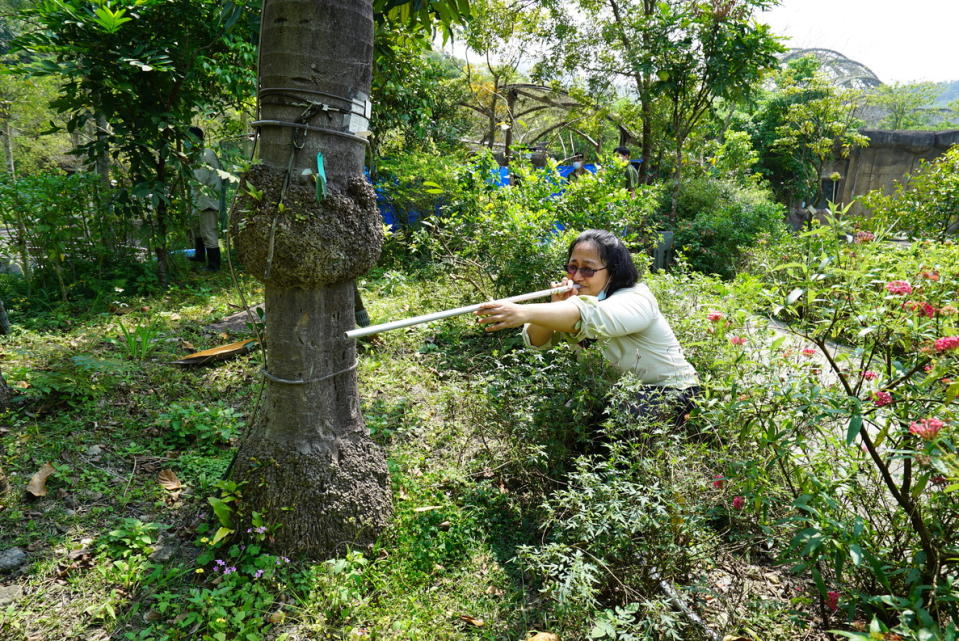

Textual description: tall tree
[229,0,469,558]
[758,57,868,209]
[539,0,781,199]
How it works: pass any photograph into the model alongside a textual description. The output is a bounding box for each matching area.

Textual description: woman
[475,229,699,426]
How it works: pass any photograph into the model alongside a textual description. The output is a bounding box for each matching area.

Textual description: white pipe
[346,284,579,339]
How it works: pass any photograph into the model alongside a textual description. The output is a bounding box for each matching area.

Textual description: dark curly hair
[567,229,639,297]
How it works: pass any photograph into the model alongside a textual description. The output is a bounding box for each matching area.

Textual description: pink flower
[939,305,958,316]
[873,391,893,407]
[711,475,725,489]
[934,336,959,352]
[932,475,948,486]
[862,371,878,380]
[729,336,746,346]
[853,231,875,243]
[885,280,913,295]
[801,348,816,357]
[919,269,940,281]
[825,590,840,612]
[707,311,725,322]
[732,495,745,510]
[909,417,946,440]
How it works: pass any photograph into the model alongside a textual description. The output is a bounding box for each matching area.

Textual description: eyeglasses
[564,264,607,278]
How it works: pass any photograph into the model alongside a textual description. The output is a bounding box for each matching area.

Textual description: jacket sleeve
[521,324,557,350]
[567,290,657,339]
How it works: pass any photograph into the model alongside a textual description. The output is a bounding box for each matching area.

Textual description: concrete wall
[827,129,959,215]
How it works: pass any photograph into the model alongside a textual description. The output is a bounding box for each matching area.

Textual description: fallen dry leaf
[26,463,56,497]
[413,505,442,513]
[158,469,183,491]
[527,633,560,641]
[180,340,196,351]
[459,615,485,627]
[268,610,286,624]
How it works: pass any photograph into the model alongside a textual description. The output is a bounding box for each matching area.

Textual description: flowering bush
[714,219,959,637]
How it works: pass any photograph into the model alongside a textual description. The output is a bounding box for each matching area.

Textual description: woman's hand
[475,301,529,332]
[551,277,579,302]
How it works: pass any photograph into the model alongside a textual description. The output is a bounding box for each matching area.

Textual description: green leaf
[845,413,862,446]
[210,526,233,545]
[849,543,863,566]
[208,496,234,528]
[911,472,930,499]
[92,6,132,33]
[944,483,959,493]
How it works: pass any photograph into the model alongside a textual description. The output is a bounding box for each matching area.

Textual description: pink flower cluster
[729,336,746,346]
[940,305,958,316]
[919,269,940,281]
[885,280,913,295]
[732,496,745,510]
[934,336,959,352]
[825,590,840,612]
[902,300,936,317]
[853,231,875,243]
[909,417,946,440]
[862,371,878,380]
[873,391,893,407]
[801,348,816,357]
[711,475,725,489]
[707,310,725,322]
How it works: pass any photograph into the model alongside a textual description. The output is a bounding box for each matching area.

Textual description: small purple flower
[282,556,290,563]
[214,559,225,567]
[254,569,264,579]
[223,566,237,575]
[256,526,267,534]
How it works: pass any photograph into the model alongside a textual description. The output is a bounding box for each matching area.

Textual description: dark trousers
[627,385,701,428]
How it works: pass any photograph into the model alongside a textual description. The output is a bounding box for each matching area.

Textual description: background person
[615,146,640,194]
[187,126,223,271]
[475,229,699,426]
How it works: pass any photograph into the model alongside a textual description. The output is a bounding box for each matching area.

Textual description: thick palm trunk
[229,0,391,557]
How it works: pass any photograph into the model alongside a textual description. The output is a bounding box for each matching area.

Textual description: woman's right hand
[551,277,578,302]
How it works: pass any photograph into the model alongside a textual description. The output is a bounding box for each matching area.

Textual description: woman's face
[566,241,611,297]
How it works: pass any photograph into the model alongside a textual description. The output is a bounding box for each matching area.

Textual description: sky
[759,0,959,84]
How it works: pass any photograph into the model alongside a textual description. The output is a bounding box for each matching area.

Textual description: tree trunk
[0,299,9,335]
[0,365,11,408]
[2,117,14,178]
[229,0,391,558]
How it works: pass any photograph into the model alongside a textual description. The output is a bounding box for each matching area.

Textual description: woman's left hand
[475,301,528,332]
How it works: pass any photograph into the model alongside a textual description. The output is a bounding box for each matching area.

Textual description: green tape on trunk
[316,152,328,199]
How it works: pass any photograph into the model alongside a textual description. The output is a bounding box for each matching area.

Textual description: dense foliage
[861,145,959,240]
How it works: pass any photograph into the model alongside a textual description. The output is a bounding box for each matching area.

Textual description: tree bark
[0,365,11,408]
[0,299,9,335]
[2,116,14,178]
[229,0,391,558]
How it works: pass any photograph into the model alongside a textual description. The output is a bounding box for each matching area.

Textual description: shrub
[155,403,243,453]
[391,151,661,298]
[716,222,959,635]
[0,172,156,304]
[663,176,787,279]
[860,145,959,240]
